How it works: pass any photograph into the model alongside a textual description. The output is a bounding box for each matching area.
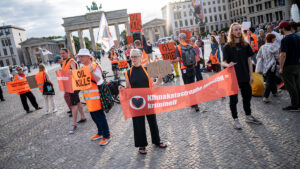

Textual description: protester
[60,48,87,134]
[108,47,119,80]
[172,33,200,112]
[169,40,180,77]
[14,66,42,113]
[255,33,279,103]
[77,49,112,146]
[247,27,259,64]
[258,29,266,50]
[145,40,153,62]
[54,55,63,65]
[35,64,57,114]
[276,21,300,111]
[134,30,150,68]
[210,36,221,72]
[121,49,167,154]
[21,64,28,76]
[196,36,205,68]
[267,24,282,49]
[222,23,262,130]
[191,37,203,81]
[212,31,219,42]
[0,85,5,101]
[219,31,227,53]
[290,21,300,37]
[125,45,132,68]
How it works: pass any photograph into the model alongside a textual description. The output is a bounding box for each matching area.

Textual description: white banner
[97,13,114,52]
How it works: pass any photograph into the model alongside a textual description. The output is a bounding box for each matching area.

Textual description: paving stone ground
[0,45,299,169]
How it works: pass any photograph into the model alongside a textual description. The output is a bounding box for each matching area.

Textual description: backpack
[180,44,196,67]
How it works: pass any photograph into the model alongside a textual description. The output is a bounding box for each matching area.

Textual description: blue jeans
[195,61,203,81]
[90,109,110,138]
[252,51,258,64]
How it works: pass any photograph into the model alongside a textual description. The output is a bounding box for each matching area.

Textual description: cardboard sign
[158,43,176,60]
[26,75,38,89]
[72,67,92,91]
[119,67,239,120]
[129,13,142,32]
[242,22,251,30]
[0,66,10,82]
[7,79,30,94]
[127,36,133,45]
[56,70,74,93]
[118,60,129,68]
[147,60,172,78]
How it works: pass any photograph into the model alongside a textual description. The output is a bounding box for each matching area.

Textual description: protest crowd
[1,17,300,156]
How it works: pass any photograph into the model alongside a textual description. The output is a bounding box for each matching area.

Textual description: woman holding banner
[120,49,167,154]
[77,49,112,146]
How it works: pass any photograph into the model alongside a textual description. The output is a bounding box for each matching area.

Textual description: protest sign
[129,13,142,32]
[0,66,11,82]
[180,30,192,43]
[118,60,129,68]
[72,67,92,91]
[158,42,176,60]
[56,70,74,93]
[120,67,239,120]
[7,79,30,94]
[147,60,172,78]
[26,75,38,89]
[242,22,251,30]
[127,35,133,45]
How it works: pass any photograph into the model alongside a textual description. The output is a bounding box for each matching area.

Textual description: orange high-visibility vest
[14,74,30,95]
[62,58,78,71]
[210,51,219,64]
[177,43,189,70]
[110,52,118,64]
[248,33,258,52]
[125,66,152,88]
[193,44,201,62]
[82,62,102,112]
[35,71,46,93]
[141,50,149,67]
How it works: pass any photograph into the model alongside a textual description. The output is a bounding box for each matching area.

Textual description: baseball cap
[275,21,290,29]
[54,55,61,63]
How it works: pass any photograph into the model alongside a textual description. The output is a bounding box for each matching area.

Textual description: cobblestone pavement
[0,47,299,169]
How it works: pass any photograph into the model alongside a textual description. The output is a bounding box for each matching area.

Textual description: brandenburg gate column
[78,29,86,49]
[125,22,131,35]
[89,27,97,51]
[66,31,76,55]
[114,24,120,42]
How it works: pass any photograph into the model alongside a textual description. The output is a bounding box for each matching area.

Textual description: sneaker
[246,115,262,124]
[99,136,112,146]
[273,92,278,97]
[35,107,42,110]
[67,110,72,114]
[282,105,300,112]
[45,111,50,115]
[69,125,77,134]
[90,134,103,141]
[69,114,72,117]
[77,119,87,123]
[52,109,58,113]
[1,99,5,101]
[195,106,200,112]
[263,97,270,103]
[26,110,33,113]
[233,119,242,130]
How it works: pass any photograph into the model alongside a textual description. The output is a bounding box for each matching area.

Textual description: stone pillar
[125,22,131,35]
[29,47,37,64]
[148,28,154,44]
[160,26,165,38]
[66,31,76,55]
[78,29,86,49]
[21,47,28,65]
[114,24,120,42]
[89,27,97,51]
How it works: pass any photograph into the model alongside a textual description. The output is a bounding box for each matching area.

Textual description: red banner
[129,13,142,32]
[7,79,30,94]
[158,42,176,60]
[180,30,192,44]
[118,60,129,68]
[127,35,133,45]
[119,68,239,120]
[56,70,74,93]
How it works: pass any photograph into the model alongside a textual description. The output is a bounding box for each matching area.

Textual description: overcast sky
[0,0,175,39]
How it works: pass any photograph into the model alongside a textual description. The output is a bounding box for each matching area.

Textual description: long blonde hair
[227,22,247,47]
[39,64,47,72]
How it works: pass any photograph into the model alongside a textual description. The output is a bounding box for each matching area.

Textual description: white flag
[97,13,114,52]
[38,48,52,55]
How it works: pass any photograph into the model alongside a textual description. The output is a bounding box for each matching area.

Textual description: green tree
[121,30,127,45]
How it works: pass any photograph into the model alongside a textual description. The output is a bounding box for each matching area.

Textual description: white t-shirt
[93,67,104,85]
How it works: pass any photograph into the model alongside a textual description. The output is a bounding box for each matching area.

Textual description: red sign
[180,30,192,44]
[127,35,133,45]
[56,70,74,93]
[158,42,176,60]
[129,13,142,32]
[118,60,129,68]
[119,67,239,120]
[7,79,30,94]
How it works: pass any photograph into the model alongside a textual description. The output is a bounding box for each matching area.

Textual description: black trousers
[20,91,39,111]
[263,69,277,98]
[229,82,252,119]
[0,86,3,100]
[181,67,199,108]
[132,114,160,147]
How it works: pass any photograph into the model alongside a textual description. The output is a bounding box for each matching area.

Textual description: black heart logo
[132,98,144,108]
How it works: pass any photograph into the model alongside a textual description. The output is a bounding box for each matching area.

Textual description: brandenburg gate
[62,9,130,54]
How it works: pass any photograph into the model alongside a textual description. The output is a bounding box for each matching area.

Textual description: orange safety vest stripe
[141,50,149,67]
[35,71,45,93]
[82,62,102,112]
[125,66,152,88]
[110,52,118,64]
[177,43,189,70]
